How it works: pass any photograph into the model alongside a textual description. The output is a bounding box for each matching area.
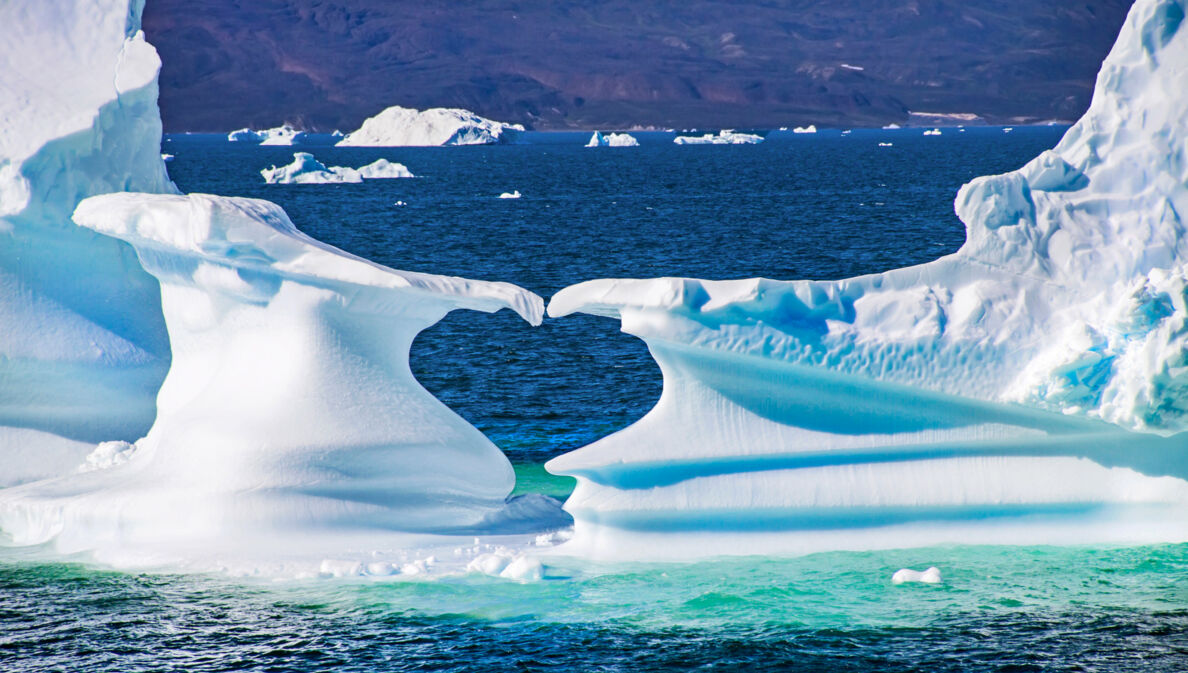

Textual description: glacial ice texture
[0,0,175,486]
[0,193,544,560]
[261,154,415,184]
[337,106,524,147]
[546,0,1188,558]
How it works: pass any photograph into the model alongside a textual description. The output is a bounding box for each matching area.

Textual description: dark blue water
[163,127,1061,463]
[13,127,1182,673]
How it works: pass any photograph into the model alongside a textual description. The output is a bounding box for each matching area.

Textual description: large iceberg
[586,131,640,148]
[0,0,175,486]
[673,130,764,145]
[262,153,416,184]
[337,106,524,147]
[546,0,1188,558]
[0,193,543,560]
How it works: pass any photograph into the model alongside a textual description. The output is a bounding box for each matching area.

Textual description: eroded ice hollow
[545,0,1188,558]
[0,0,176,487]
[0,193,543,558]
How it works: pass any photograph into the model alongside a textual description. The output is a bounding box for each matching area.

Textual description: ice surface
[892,567,942,585]
[586,131,640,147]
[0,192,545,563]
[0,0,175,486]
[545,0,1188,558]
[673,130,764,145]
[261,154,415,184]
[337,106,524,147]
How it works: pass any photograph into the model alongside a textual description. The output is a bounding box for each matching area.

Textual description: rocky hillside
[143,0,1134,132]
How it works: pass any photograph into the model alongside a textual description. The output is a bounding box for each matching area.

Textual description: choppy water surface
[6,127,1186,671]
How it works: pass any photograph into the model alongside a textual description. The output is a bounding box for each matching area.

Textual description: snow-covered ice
[0,0,175,486]
[545,0,1188,559]
[0,192,546,565]
[892,567,942,585]
[586,131,640,147]
[261,154,415,184]
[337,106,524,147]
[673,130,764,145]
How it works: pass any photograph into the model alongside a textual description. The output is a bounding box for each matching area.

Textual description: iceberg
[0,0,175,486]
[586,131,640,147]
[226,125,306,145]
[499,190,522,199]
[545,0,1188,559]
[0,192,544,561]
[261,152,362,184]
[923,128,943,136]
[261,154,416,184]
[673,130,764,145]
[792,125,818,134]
[337,106,524,147]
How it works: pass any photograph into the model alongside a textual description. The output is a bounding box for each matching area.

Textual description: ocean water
[5,127,1187,671]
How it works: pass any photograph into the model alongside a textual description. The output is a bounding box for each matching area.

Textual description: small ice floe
[498,190,522,199]
[79,440,137,472]
[467,549,544,581]
[161,153,174,162]
[792,125,817,134]
[1003,127,1014,133]
[923,128,942,136]
[891,566,942,585]
[841,129,852,135]
[394,200,407,206]
[878,142,894,147]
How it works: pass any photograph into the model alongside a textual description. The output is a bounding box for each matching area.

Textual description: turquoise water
[3,544,1186,670]
[5,128,1186,670]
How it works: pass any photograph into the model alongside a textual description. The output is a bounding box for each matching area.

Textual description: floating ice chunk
[319,559,364,578]
[0,0,176,485]
[467,550,544,580]
[258,125,306,146]
[792,125,818,134]
[0,192,543,558]
[261,152,362,184]
[501,556,544,581]
[1003,127,1015,133]
[923,128,942,136]
[161,153,174,162]
[673,130,764,145]
[227,128,261,142]
[499,190,522,199]
[883,123,902,129]
[357,158,415,179]
[394,200,407,206]
[543,0,1188,559]
[337,106,523,147]
[586,131,640,147]
[892,567,942,584]
[878,142,894,147]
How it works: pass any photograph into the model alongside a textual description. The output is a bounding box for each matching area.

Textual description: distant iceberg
[227,125,307,145]
[586,131,640,147]
[673,130,764,145]
[545,0,1188,559]
[0,0,175,486]
[923,128,942,136]
[357,158,415,179]
[792,125,817,134]
[337,106,524,147]
[498,190,522,199]
[260,153,415,184]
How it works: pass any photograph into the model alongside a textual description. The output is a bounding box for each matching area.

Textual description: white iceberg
[923,128,943,136]
[0,0,175,486]
[261,152,362,184]
[0,192,544,561]
[227,125,306,145]
[261,154,415,184]
[792,125,818,134]
[892,567,942,585]
[498,190,522,199]
[673,130,764,145]
[357,158,415,179]
[544,0,1188,559]
[586,131,640,147]
[337,106,524,147]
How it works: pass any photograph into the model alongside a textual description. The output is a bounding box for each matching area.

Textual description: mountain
[143,0,1135,132]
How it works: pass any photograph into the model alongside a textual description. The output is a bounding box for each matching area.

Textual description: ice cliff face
[0,0,175,486]
[0,193,542,558]
[337,106,524,147]
[546,0,1188,558]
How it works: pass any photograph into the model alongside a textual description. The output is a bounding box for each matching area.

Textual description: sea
[4,127,1186,671]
